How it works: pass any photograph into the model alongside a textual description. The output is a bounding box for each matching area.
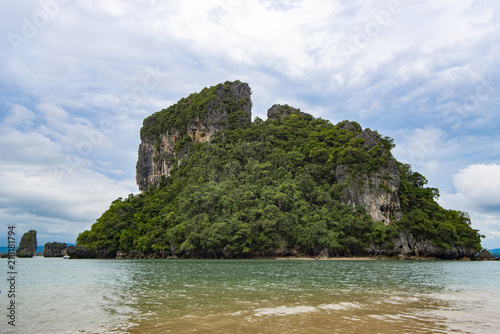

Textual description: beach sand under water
[1,258,498,333]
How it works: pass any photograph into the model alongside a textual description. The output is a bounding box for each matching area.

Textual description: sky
[0,0,499,249]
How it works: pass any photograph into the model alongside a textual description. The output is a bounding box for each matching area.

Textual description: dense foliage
[77,109,482,257]
[397,163,482,251]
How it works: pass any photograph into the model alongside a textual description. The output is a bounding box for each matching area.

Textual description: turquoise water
[0,258,499,333]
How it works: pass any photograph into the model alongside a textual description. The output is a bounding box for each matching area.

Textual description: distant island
[76,81,484,260]
[490,248,500,257]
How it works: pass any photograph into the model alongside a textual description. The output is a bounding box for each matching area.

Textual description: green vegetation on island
[77,82,482,259]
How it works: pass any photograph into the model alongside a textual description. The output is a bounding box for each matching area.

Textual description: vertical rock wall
[16,230,37,258]
[136,81,252,191]
[335,127,402,224]
[43,242,67,257]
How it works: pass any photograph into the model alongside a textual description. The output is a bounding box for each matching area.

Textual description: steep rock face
[335,125,401,224]
[16,230,37,258]
[43,242,67,257]
[336,161,401,224]
[66,245,94,259]
[136,81,252,191]
[366,232,478,259]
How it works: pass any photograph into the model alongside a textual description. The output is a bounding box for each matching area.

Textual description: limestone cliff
[43,242,67,257]
[335,122,401,224]
[16,230,37,258]
[136,81,252,191]
[336,161,401,224]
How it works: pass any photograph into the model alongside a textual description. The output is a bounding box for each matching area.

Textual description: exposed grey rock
[16,230,37,258]
[477,249,495,260]
[338,120,362,132]
[43,242,67,257]
[116,251,126,259]
[355,129,379,149]
[267,104,308,120]
[375,232,477,259]
[94,249,116,259]
[318,249,330,259]
[366,232,477,259]
[136,81,252,191]
[336,160,401,224]
[66,245,94,259]
[334,127,402,224]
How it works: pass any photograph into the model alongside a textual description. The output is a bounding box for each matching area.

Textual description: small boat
[63,255,70,259]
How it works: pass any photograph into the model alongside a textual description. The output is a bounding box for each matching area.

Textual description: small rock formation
[477,249,496,260]
[136,81,252,191]
[43,242,67,257]
[317,249,330,259]
[66,245,93,259]
[116,251,126,259]
[267,104,308,119]
[16,230,37,258]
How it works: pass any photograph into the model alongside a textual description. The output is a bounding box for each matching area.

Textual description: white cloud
[392,127,447,168]
[453,164,500,211]
[0,159,137,244]
[4,104,36,127]
[439,164,500,249]
[0,103,137,244]
[0,163,135,220]
[467,212,500,250]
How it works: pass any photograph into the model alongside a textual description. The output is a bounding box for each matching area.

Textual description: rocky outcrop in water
[66,245,94,259]
[76,81,482,260]
[365,232,478,259]
[477,249,496,260]
[43,242,67,257]
[16,230,37,258]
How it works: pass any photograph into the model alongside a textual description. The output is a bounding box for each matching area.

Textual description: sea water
[0,257,499,333]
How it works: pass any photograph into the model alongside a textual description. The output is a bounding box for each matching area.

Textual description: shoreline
[274,255,442,261]
[4,252,497,261]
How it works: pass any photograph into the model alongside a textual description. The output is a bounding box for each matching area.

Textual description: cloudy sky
[1,0,499,249]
